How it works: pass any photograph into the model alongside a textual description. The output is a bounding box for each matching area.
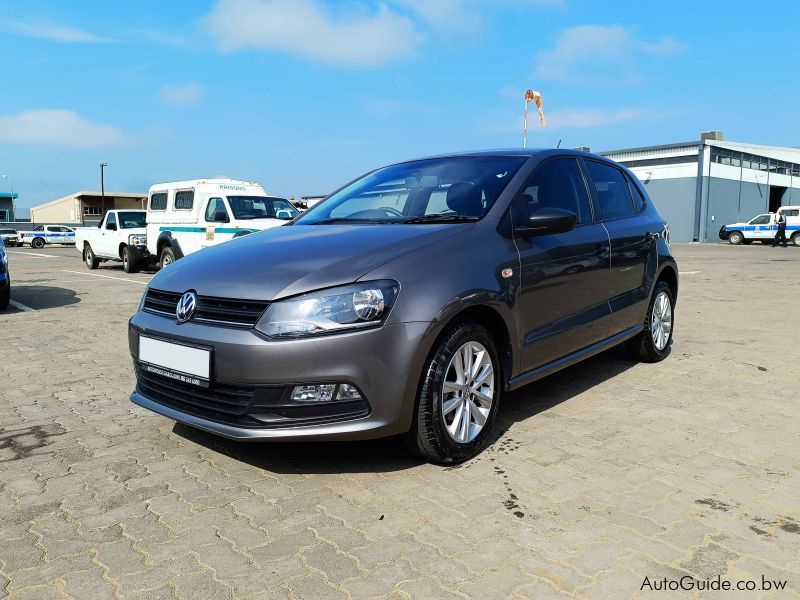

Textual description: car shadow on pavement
[173,345,643,474]
[7,285,81,311]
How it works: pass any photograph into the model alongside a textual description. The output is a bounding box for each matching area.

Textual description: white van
[145,179,299,267]
[720,205,800,246]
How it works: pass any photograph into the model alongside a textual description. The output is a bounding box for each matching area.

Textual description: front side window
[295,156,527,224]
[585,160,636,220]
[150,192,167,211]
[118,212,146,229]
[205,198,229,223]
[174,190,194,210]
[749,215,771,225]
[226,196,299,220]
[515,158,592,225]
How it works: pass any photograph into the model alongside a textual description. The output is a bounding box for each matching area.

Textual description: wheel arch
[655,263,678,303]
[156,232,184,259]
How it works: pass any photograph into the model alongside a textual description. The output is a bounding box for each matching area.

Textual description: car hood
[723,222,750,228]
[149,223,471,300]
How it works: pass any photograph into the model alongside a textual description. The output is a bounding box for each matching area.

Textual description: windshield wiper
[395,214,479,224]
[310,217,395,225]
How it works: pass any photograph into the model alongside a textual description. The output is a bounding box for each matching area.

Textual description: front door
[582,159,657,334]
[513,157,612,372]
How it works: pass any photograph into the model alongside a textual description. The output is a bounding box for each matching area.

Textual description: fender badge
[501,268,513,279]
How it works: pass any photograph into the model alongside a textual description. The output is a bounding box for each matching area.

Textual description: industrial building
[30,191,146,225]
[601,131,800,242]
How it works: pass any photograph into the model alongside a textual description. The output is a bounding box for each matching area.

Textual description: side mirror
[106,223,117,231]
[214,211,229,223]
[515,207,577,237]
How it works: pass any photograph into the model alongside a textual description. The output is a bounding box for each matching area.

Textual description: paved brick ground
[0,244,799,599]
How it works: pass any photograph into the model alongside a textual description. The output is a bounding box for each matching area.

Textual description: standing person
[772,211,788,247]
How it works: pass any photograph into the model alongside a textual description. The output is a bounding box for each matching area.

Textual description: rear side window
[175,190,194,210]
[585,161,636,220]
[783,209,799,217]
[150,192,167,211]
[517,158,592,224]
[626,176,647,212]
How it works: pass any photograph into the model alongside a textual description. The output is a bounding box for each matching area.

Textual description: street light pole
[1,175,14,222]
[100,162,107,216]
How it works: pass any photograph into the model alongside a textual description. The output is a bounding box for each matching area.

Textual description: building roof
[601,141,699,156]
[30,190,146,212]
[0,193,18,199]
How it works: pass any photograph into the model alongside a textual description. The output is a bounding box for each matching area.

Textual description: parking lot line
[8,299,34,312]
[7,251,60,258]
[679,270,701,275]
[61,270,149,285]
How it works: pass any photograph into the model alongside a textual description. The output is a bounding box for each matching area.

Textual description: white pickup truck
[74,210,153,273]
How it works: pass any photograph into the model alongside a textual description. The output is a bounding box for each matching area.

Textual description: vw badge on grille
[176,291,198,323]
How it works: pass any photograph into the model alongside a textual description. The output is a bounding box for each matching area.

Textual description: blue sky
[2,0,799,211]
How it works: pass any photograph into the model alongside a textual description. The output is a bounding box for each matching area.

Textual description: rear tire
[122,246,140,273]
[0,279,9,310]
[84,244,99,269]
[159,246,176,269]
[31,237,45,249]
[792,233,800,247]
[403,321,501,464]
[626,281,675,363]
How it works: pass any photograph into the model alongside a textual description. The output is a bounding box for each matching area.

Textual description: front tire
[626,281,674,363]
[159,246,176,269]
[31,237,45,249]
[84,244,99,269]
[122,246,140,273]
[727,231,744,245]
[404,321,501,464]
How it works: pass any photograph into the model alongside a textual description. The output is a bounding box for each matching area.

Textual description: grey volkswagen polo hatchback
[129,149,677,463]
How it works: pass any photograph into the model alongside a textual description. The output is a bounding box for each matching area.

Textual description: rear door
[513,157,612,372]
[582,159,658,335]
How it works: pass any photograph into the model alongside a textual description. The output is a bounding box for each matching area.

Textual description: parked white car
[719,206,800,245]
[75,210,151,273]
[145,179,298,268]
[19,225,76,248]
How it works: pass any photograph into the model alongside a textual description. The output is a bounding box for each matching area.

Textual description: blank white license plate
[139,336,210,387]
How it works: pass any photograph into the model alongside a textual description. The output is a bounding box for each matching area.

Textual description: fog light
[335,384,362,401]
[289,383,364,403]
[291,384,335,402]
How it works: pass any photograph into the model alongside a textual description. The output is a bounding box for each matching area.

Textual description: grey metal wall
[703,178,770,242]
[641,177,697,243]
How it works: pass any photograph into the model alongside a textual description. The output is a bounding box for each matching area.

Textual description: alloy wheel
[650,291,672,351]
[441,341,495,443]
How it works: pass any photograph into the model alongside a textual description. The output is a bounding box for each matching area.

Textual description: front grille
[143,288,269,328]
[136,364,256,417]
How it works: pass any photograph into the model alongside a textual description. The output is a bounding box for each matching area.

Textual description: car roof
[387,148,616,167]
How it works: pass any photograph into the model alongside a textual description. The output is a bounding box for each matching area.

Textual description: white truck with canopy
[145,179,298,268]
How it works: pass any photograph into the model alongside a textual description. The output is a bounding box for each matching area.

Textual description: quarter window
[516,158,592,225]
[175,190,194,210]
[150,192,167,211]
[626,176,647,212]
[585,161,636,220]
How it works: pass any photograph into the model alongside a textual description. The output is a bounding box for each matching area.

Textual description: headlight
[255,280,399,339]
[129,234,147,246]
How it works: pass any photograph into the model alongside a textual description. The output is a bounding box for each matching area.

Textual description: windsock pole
[523,98,529,148]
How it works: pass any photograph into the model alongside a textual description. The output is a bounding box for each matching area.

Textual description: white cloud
[0,110,124,147]
[202,0,423,67]
[160,82,204,106]
[535,25,686,83]
[483,105,667,135]
[392,0,564,34]
[2,18,113,43]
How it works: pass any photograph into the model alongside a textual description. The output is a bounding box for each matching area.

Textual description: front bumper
[128,311,430,441]
[718,227,730,240]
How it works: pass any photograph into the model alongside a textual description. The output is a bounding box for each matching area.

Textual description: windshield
[0,229,16,234]
[295,156,527,225]
[118,212,147,229]
[227,196,299,220]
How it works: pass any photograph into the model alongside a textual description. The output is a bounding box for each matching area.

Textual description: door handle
[595,244,610,257]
